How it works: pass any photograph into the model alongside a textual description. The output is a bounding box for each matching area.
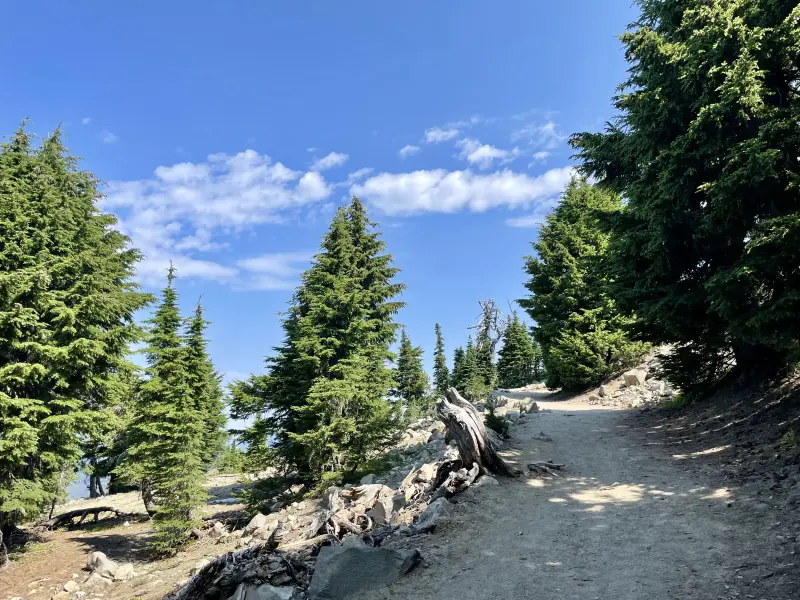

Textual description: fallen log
[438,388,519,478]
[38,507,125,530]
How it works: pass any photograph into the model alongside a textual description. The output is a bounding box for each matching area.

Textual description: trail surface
[381,395,793,600]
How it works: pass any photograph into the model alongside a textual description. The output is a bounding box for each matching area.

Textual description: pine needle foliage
[432,323,450,397]
[394,328,430,416]
[185,300,227,468]
[520,178,648,390]
[571,0,800,395]
[497,314,543,388]
[120,267,207,556]
[230,198,405,484]
[0,125,151,538]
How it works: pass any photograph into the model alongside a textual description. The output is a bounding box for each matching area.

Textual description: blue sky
[1,1,636,382]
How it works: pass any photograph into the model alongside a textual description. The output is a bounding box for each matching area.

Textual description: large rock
[83,572,113,589]
[623,370,647,387]
[84,551,118,579]
[244,513,270,535]
[413,497,452,532]
[352,484,394,510]
[63,580,80,593]
[359,473,377,485]
[598,381,621,397]
[113,563,136,581]
[308,545,420,600]
[209,521,228,538]
[228,582,298,600]
[367,491,405,526]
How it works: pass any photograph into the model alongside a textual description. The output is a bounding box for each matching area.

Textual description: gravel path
[378,397,794,600]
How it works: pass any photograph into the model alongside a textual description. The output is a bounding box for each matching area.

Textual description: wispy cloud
[100,130,119,144]
[397,144,420,158]
[456,138,520,170]
[236,251,314,290]
[311,151,348,171]
[345,167,374,185]
[81,117,92,125]
[424,127,460,144]
[351,166,574,216]
[104,150,333,286]
[511,119,565,150]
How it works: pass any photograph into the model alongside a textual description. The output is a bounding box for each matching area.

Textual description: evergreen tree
[520,178,648,389]
[450,346,465,389]
[497,315,541,388]
[230,198,405,484]
[432,323,450,396]
[451,337,486,400]
[120,267,206,555]
[394,328,430,413]
[475,329,497,390]
[571,0,800,395]
[0,126,151,557]
[185,300,227,468]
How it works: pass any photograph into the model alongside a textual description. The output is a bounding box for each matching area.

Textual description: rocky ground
[2,362,798,600]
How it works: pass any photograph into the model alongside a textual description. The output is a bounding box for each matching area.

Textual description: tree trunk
[438,387,519,477]
[0,529,7,571]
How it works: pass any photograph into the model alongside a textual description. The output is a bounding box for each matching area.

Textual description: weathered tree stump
[438,388,519,477]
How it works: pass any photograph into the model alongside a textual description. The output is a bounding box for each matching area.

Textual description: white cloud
[351,166,574,216]
[100,130,118,144]
[424,127,460,143]
[81,117,91,125]
[511,119,565,150]
[104,149,334,285]
[398,144,420,158]
[456,138,520,170]
[532,151,551,162]
[345,168,374,185]
[505,213,548,228]
[306,147,318,153]
[236,251,313,290]
[311,151,349,171]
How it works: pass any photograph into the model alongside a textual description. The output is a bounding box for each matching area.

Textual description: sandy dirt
[380,393,798,600]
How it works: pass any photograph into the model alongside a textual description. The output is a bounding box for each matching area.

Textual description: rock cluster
[587,358,676,409]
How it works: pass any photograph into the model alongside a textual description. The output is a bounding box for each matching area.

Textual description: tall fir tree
[230,198,405,484]
[571,0,800,395]
[394,328,430,414]
[475,329,497,390]
[432,323,450,396]
[184,300,227,468]
[450,346,465,389]
[120,267,206,555]
[0,126,151,561]
[497,315,542,388]
[520,178,648,389]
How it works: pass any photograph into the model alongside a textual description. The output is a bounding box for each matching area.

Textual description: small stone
[52,592,71,600]
[63,580,80,593]
[244,513,270,535]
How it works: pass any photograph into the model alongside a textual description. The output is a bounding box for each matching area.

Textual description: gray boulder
[209,521,228,538]
[83,572,113,589]
[308,545,420,600]
[413,497,452,532]
[228,582,298,600]
[243,513,269,535]
[623,369,647,387]
[113,562,136,581]
[359,473,377,485]
[84,551,118,579]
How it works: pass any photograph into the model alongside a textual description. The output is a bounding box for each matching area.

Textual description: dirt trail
[380,396,795,600]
